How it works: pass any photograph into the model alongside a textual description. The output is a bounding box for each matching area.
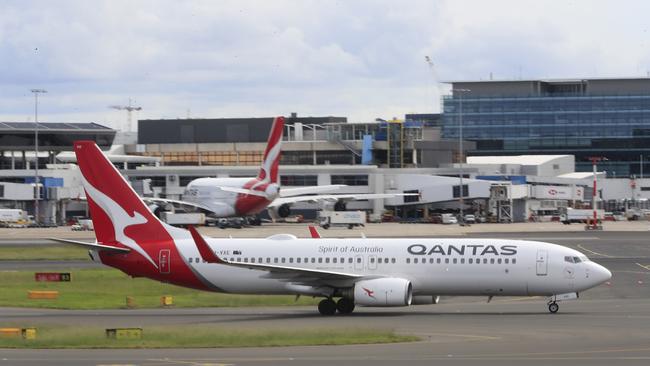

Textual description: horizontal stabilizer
[48,238,131,253]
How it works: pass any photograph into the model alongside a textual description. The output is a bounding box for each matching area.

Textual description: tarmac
[2,224,650,365]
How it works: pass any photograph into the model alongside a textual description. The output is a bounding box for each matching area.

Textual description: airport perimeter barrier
[27,290,58,299]
[0,328,37,340]
[161,295,173,306]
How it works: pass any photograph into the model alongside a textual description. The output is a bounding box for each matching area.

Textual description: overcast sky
[1,0,650,130]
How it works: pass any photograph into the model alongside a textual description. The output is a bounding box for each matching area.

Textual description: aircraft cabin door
[159,249,171,274]
[368,255,378,270]
[354,255,364,271]
[536,250,548,276]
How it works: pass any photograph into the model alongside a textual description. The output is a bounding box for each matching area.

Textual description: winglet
[188,226,223,264]
[308,225,321,238]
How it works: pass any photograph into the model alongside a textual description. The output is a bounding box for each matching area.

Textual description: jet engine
[334,200,347,211]
[353,278,412,306]
[411,295,441,305]
[269,203,291,218]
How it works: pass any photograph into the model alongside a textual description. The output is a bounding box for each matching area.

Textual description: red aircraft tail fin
[256,116,285,184]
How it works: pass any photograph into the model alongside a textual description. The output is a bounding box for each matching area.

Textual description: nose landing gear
[548,301,559,314]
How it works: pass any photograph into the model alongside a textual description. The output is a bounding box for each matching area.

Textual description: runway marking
[635,263,650,271]
[148,360,233,366]
[436,345,650,359]
[404,331,501,341]
[577,244,613,258]
[614,270,650,275]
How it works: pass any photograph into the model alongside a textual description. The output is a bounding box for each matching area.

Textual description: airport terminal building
[443,78,650,177]
[6,77,650,224]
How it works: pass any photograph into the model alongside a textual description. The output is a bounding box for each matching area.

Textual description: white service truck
[318,211,366,229]
[441,213,458,224]
[560,209,605,224]
[160,212,206,226]
[0,209,29,227]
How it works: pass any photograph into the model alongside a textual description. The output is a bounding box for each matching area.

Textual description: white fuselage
[183,177,267,217]
[168,236,611,297]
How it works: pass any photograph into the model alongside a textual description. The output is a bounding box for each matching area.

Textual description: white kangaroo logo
[251,133,282,191]
[82,176,158,268]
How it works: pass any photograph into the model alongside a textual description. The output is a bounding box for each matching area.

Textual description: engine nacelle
[412,295,440,305]
[353,278,412,307]
[276,203,291,218]
[334,200,347,211]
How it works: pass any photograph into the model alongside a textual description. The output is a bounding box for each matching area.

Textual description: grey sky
[1,0,649,130]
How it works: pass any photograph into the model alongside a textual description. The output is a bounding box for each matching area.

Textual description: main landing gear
[318,298,355,315]
[548,301,559,314]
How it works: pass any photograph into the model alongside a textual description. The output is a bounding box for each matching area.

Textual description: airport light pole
[588,157,606,230]
[453,88,471,225]
[641,154,644,179]
[31,88,47,226]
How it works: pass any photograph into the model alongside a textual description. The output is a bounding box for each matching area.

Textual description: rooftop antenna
[424,55,440,111]
[109,98,142,132]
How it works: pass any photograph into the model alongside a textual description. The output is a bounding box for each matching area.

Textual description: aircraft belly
[413,267,528,296]
[197,265,292,294]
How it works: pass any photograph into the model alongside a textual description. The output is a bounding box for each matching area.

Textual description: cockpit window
[565,256,586,263]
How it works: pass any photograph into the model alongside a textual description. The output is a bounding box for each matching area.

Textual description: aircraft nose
[592,262,612,285]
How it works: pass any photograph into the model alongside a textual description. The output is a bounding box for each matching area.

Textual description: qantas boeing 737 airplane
[55,141,612,315]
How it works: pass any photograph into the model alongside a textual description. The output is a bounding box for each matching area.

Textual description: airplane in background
[54,140,612,315]
[151,116,413,223]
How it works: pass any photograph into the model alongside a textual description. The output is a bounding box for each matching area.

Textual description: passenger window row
[188,257,400,265]
[406,257,516,265]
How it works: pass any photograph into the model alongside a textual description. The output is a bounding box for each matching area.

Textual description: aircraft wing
[268,192,417,207]
[215,186,268,197]
[48,238,131,253]
[188,226,373,288]
[279,185,346,197]
[142,197,213,212]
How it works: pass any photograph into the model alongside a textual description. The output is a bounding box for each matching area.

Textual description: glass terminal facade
[442,79,650,177]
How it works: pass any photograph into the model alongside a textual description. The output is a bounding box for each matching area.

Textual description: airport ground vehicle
[71,219,94,231]
[53,141,612,315]
[463,214,476,224]
[441,213,458,224]
[160,212,206,226]
[560,209,605,224]
[0,209,29,227]
[318,211,366,229]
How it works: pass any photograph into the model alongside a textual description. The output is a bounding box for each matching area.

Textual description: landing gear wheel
[336,297,355,314]
[318,298,337,315]
[548,302,559,314]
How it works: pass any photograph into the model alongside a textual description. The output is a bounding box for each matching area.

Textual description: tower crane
[109,98,142,132]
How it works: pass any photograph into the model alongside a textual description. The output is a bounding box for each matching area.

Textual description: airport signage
[531,185,583,200]
[34,272,71,282]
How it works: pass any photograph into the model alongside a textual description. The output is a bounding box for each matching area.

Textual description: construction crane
[109,98,142,132]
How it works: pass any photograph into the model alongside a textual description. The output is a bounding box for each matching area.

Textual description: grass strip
[0,268,320,309]
[0,325,418,348]
[0,245,88,261]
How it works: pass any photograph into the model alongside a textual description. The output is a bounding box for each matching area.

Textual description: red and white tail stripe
[256,116,285,184]
[74,141,178,267]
